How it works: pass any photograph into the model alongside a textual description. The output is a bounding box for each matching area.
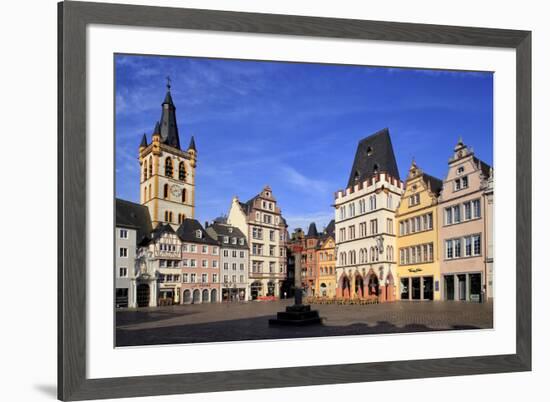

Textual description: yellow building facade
[396,161,442,301]
[315,235,336,297]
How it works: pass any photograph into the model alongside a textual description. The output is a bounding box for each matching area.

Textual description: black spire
[152,121,160,136]
[307,222,318,237]
[188,135,196,151]
[158,77,181,149]
[346,128,400,187]
[140,133,148,148]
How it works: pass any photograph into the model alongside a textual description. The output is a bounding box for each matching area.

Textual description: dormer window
[231,237,237,244]
[223,236,229,243]
[239,238,244,245]
[228,227,233,233]
[457,166,464,175]
[373,163,379,174]
[366,146,373,156]
[195,230,202,239]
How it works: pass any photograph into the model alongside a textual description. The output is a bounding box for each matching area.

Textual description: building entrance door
[251,282,262,300]
[411,277,421,300]
[136,284,150,307]
[458,274,467,300]
[423,276,434,300]
[192,289,201,303]
[469,273,482,302]
[400,278,409,300]
[444,275,455,300]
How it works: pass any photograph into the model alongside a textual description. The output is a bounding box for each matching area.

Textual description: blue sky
[115,54,493,233]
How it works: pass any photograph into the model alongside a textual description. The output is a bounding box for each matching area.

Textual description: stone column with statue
[269,244,321,326]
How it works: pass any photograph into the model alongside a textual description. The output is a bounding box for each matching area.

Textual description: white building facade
[334,129,404,302]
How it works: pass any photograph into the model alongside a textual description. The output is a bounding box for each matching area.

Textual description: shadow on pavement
[115,314,484,347]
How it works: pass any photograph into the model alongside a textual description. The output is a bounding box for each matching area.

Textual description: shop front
[399,275,436,301]
[250,281,262,300]
[158,287,177,305]
[443,272,482,302]
[222,287,247,302]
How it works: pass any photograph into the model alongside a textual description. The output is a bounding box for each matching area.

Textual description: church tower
[138,80,197,229]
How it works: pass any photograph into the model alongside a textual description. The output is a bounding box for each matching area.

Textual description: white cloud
[281,165,331,194]
[283,211,335,233]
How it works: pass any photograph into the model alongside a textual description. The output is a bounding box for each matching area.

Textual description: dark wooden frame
[58,1,531,400]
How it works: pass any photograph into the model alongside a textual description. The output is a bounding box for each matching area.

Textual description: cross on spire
[166,75,171,91]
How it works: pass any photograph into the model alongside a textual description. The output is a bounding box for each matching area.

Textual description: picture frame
[58,1,531,400]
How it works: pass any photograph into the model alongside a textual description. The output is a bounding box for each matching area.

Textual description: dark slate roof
[315,219,336,247]
[158,89,181,149]
[163,90,174,106]
[238,201,252,215]
[176,218,219,245]
[140,133,148,148]
[346,128,400,188]
[306,222,318,237]
[213,215,228,224]
[206,222,249,249]
[152,121,160,136]
[474,157,492,178]
[150,223,177,242]
[115,198,152,245]
[324,219,335,238]
[421,173,443,195]
[188,135,196,151]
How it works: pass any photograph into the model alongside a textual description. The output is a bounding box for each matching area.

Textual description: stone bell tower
[138,79,197,229]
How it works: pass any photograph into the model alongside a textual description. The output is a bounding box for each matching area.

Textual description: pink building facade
[178,219,221,304]
[438,139,493,302]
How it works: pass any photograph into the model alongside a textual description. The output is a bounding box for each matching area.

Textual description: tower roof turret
[188,135,196,151]
[158,78,181,149]
[139,133,148,148]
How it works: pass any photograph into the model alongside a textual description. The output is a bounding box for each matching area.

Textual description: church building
[138,82,197,229]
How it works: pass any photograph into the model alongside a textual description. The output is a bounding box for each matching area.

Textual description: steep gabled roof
[115,198,152,245]
[150,223,177,242]
[176,218,219,245]
[347,128,400,188]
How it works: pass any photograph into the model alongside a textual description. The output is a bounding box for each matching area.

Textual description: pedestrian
[284,291,287,299]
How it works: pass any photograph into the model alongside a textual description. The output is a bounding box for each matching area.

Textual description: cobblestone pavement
[115,299,493,347]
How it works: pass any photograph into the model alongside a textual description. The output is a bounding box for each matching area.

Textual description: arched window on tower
[148,184,152,200]
[163,183,169,199]
[165,157,173,177]
[148,157,153,177]
[144,186,147,201]
[179,162,186,181]
[182,188,187,203]
[143,160,148,181]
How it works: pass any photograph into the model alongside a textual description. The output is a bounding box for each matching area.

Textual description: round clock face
[170,185,182,197]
